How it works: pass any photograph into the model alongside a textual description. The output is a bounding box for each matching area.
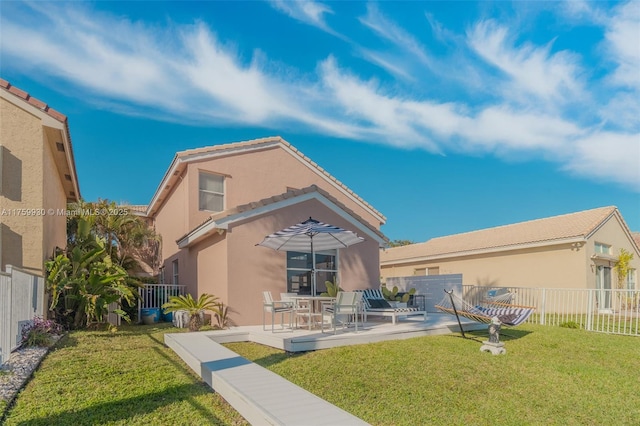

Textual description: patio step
[165,332,369,426]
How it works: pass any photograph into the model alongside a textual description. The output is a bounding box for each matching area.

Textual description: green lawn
[4,323,639,425]
[2,324,247,426]
[225,324,640,425]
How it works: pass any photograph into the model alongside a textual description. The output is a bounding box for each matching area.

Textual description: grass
[4,323,639,425]
[225,324,640,425]
[2,323,247,426]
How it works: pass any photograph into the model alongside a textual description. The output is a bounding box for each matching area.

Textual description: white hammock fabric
[435,291,535,326]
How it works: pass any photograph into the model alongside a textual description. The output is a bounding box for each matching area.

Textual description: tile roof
[0,78,81,201]
[177,184,387,247]
[0,78,67,123]
[381,206,621,263]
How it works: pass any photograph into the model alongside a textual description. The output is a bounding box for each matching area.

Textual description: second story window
[595,242,611,255]
[199,172,224,212]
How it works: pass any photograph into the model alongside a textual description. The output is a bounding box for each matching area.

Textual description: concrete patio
[204,312,484,352]
[165,313,483,425]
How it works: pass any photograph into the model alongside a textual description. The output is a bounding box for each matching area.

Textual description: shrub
[560,321,581,329]
[21,317,64,348]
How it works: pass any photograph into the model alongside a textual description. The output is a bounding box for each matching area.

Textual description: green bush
[559,321,581,329]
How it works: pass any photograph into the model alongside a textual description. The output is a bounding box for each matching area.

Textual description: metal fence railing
[0,266,45,365]
[137,284,187,322]
[462,285,640,336]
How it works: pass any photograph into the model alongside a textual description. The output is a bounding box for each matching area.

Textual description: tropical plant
[66,199,160,275]
[46,218,140,328]
[162,293,220,331]
[387,239,415,247]
[212,302,233,329]
[381,285,416,303]
[320,279,343,297]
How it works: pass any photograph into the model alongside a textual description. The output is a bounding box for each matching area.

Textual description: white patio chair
[263,291,294,332]
[321,291,361,334]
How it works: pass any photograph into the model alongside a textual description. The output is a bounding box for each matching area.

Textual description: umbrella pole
[310,236,316,296]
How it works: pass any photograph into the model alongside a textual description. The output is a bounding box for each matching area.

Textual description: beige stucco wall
[1,96,79,275]
[381,243,588,289]
[188,198,380,326]
[381,214,640,291]
[154,143,383,293]
[154,170,191,285]
[42,127,68,262]
[0,98,45,274]
[184,145,381,233]
[585,215,640,289]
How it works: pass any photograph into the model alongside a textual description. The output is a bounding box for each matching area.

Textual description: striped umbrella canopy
[257,217,365,295]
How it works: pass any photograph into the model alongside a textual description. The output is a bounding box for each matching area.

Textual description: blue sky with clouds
[1,1,639,242]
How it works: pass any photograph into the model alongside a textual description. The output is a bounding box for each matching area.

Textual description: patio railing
[138,284,187,322]
[462,285,640,336]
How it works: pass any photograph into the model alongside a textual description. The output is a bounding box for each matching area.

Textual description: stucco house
[381,206,639,295]
[0,79,80,275]
[147,136,387,325]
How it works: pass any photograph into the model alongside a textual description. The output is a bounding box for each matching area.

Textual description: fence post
[586,289,593,331]
[540,288,546,325]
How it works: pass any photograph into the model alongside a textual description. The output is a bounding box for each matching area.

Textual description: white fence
[138,284,187,322]
[463,285,640,336]
[0,266,45,365]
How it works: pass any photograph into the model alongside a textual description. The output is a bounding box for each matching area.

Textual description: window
[413,268,426,276]
[199,172,224,212]
[594,242,611,254]
[286,250,337,295]
[172,260,179,285]
[427,267,440,276]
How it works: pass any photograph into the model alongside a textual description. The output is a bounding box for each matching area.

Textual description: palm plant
[162,293,219,331]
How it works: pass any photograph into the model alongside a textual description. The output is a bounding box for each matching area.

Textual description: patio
[194,313,483,352]
[165,314,483,425]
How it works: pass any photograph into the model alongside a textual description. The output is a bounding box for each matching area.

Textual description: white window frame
[594,242,611,255]
[198,171,225,212]
[172,260,179,285]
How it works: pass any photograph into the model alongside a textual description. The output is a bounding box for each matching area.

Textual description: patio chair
[262,291,294,332]
[321,291,362,334]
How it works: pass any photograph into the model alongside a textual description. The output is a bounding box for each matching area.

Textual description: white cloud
[358,3,433,70]
[468,20,585,105]
[562,132,640,192]
[604,2,640,90]
[268,0,340,37]
[1,2,638,191]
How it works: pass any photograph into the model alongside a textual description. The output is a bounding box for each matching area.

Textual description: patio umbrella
[257,217,365,295]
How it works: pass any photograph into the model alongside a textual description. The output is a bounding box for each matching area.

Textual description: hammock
[435,290,535,327]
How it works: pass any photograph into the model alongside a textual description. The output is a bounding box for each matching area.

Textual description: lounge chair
[357,289,427,325]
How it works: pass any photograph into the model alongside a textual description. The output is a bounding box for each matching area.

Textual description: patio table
[288,296,335,330]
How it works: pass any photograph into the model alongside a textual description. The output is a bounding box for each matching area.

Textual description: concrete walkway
[165,332,369,426]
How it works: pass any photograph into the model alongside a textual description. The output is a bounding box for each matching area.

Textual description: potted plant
[162,293,219,331]
[381,285,416,308]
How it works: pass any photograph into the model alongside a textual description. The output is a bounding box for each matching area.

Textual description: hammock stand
[435,289,535,339]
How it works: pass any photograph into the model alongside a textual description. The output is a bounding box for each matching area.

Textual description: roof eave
[380,236,588,266]
[177,190,388,249]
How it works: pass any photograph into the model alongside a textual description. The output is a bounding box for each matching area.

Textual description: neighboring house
[0,79,80,275]
[147,136,387,325]
[381,206,640,294]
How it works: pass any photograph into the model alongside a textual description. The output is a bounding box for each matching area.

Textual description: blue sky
[1,1,639,242]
